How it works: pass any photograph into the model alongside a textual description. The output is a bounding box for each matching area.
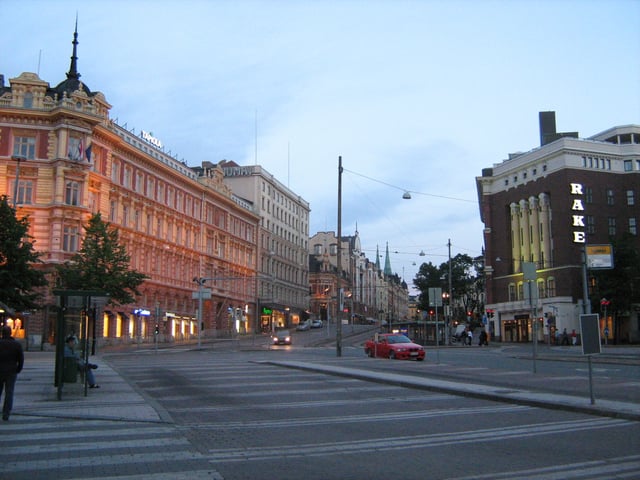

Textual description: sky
[3,0,639,293]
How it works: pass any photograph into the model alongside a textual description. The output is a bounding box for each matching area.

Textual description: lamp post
[193,277,207,349]
[336,156,343,357]
[11,155,26,208]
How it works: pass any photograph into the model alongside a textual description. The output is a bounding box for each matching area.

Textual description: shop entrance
[503,314,530,342]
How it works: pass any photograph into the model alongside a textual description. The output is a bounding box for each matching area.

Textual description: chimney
[539,111,557,146]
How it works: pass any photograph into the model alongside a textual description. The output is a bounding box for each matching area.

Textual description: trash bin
[63,358,78,383]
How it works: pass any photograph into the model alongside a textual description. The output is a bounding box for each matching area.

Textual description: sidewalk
[266,359,640,422]
[13,351,167,423]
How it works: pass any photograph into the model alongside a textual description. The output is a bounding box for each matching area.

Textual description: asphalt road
[100,340,639,480]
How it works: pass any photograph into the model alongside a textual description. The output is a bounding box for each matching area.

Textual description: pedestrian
[64,336,99,388]
[479,330,488,346]
[561,328,569,346]
[467,329,473,346]
[571,329,577,346]
[0,325,24,421]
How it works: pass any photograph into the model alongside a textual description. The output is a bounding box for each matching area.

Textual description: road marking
[450,454,640,480]
[206,417,632,462]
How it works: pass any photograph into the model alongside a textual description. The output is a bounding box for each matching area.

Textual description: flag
[85,144,92,163]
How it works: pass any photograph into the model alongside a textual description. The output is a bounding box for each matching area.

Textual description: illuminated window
[630,218,637,236]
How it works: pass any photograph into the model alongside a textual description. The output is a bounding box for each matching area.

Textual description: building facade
[476,112,640,343]
[0,28,260,348]
[308,231,408,327]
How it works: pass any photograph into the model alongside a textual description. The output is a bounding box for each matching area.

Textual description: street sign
[428,287,442,306]
[192,289,212,300]
[580,314,601,355]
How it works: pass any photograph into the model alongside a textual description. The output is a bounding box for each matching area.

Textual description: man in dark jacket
[0,325,24,421]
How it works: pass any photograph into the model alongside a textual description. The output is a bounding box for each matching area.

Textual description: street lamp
[11,155,26,208]
[193,277,207,348]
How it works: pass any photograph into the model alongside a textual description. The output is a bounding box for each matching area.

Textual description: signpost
[429,287,442,363]
[580,313,601,404]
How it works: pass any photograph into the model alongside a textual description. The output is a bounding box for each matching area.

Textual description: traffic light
[154,324,159,335]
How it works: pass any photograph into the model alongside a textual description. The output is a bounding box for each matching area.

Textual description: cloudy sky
[3,0,639,292]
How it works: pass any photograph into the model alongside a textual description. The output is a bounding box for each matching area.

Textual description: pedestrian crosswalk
[0,417,222,480]
[9,350,640,480]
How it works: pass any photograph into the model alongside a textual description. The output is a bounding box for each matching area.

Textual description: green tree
[0,195,48,311]
[413,253,483,323]
[57,213,148,305]
[590,233,640,341]
[413,261,444,312]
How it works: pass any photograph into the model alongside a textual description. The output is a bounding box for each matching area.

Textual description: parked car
[272,329,292,345]
[364,333,425,361]
[296,320,311,331]
[310,319,323,328]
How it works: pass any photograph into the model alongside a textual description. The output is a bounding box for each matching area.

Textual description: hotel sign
[570,183,586,243]
[141,130,163,149]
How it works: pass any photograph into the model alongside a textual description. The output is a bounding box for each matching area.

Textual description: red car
[364,333,425,361]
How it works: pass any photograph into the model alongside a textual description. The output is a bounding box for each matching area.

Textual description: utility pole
[447,238,452,345]
[336,156,343,357]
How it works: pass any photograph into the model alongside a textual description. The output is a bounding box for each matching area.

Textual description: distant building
[476,112,640,343]
[208,160,311,331]
[308,230,408,326]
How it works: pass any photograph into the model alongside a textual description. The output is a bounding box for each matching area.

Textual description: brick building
[476,112,640,343]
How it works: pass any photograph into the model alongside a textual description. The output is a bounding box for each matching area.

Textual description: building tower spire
[384,242,393,276]
[375,245,381,271]
[67,14,81,81]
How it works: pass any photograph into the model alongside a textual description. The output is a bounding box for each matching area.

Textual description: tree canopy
[56,213,148,305]
[0,195,48,311]
[590,233,640,318]
[413,253,484,321]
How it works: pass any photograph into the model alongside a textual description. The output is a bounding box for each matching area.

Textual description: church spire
[375,245,381,271]
[384,242,393,276]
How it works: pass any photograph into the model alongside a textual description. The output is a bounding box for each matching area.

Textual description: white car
[310,319,323,328]
[296,320,311,331]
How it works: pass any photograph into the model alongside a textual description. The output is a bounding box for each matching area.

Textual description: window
[123,167,132,188]
[108,201,116,223]
[606,189,614,205]
[537,279,546,299]
[329,244,337,255]
[627,190,635,206]
[608,217,616,236]
[65,181,80,206]
[630,218,637,236]
[68,137,84,161]
[122,205,129,227]
[547,277,556,297]
[13,136,36,159]
[23,92,33,108]
[14,180,33,204]
[624,160,633,171]
[517,283,524,301]
[111,161,120,183]
[585,187,593,204]
[586,215,595,235]
[63,225,80,252]
[135,172,143,193]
